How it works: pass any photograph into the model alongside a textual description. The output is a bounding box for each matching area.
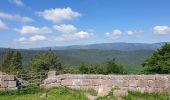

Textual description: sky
[0,0,170,48]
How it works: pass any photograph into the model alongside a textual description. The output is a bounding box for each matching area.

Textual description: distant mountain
[32,42,168,51]
[0,42,169,73]
[0,48,154,73]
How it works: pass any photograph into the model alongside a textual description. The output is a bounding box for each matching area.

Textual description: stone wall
[41,71,170,94]
[0,75,17,91]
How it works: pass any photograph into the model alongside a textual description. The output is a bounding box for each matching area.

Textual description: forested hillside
[0,48,154,73]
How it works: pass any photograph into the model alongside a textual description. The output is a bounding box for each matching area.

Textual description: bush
[0,85,41,96]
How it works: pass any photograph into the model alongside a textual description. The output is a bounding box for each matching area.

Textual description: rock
[48,71,56,78]
[97,85,111,97]
[86,93,98,100]
[113,90,128,97]
[8,81,16,88]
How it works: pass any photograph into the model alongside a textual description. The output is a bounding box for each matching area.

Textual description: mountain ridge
[30,42,168,51]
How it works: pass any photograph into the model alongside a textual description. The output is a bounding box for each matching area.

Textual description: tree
[30,49,62,72]
[104,58,126,74]
[142,43,170,74]
[79,62,89,74]
[0,49,22,74]
[78,59,126,74]
[11,51,22,72]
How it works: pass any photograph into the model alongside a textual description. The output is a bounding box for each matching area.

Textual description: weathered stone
[138,79,148,87]
[112,80,128,87]
[148,80,154,87]
[0,80,8,88]
[41,73,170,93]
[146,87,155,93]
[45,83,61,89]
[137,87,146,93]
[48,71,56,78]
[128,87,136,92]
[97,85,111,97]
[113,90,128,97]
[6,75,15,81]
[44,78,61,84]
[8,81,16,88]
[129,80,138,87]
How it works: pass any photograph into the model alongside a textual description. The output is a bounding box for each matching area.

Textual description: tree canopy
[142,43,170,74]
[78,59,126,74]
[30,49,62,72]
[0,49,22,74]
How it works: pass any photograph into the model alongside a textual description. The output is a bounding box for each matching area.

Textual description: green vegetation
[30,49,62,72]
[78,59,126,74]
[0,49,153,74]
[124,91,168,100]
[0,49,127,74]
[0,87,87,100]
[142,43,170,74]
[0,43,170,74]
[97,91,168,100]
[0,86,168,100]
[0,49,22,74]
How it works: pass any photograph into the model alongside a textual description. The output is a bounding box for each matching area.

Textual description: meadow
[0,86,168,100]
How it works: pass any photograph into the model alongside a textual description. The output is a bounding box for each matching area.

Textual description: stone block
[146,87,155,93]
[6,75,15,81]
[138,79,148,87]
[8,81,16,88]
[154,80,165,88]
[129,80,138,87]
[44,78,61,84]
[97,85,111,97]
[0,81,7,88]
[112,80,128,87]
[128,87,136,92]
[45,83,61,89]
[48,71,56,78]
[113,90,128,97]
[101,79,112,86]
[148,80,154,87]
[137,87,146,93]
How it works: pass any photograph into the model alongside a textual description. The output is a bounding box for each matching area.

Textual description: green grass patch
[0,86,169,100]
[124,91,169,100]
[0,86,87,100]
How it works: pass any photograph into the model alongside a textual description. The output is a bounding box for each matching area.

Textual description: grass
[124,91,169,100]
[97,91,169,100]
[0,86,169,100]
[0,86,87,100]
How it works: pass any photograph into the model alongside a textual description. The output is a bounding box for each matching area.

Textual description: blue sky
[0,0,170,48]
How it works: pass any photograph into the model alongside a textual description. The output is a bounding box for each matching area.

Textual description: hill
[32,42,166,51]
[0,48,154,73]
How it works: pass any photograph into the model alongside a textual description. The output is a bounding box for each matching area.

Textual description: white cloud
[127,30,143,35]
[18,35,47,43]
[37,7,81,23]
[0,19,6,29]
[153,25,170,34]
[56,31,93,42]
[53,24,93,42]
[0,12,33,23]
[106,29,122,39]
[15,26,52,35]
[29,35,47,42]
[53,24,77,34]
[11,0,24,6]
[127,31,134,35]
[18,37,27,42]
